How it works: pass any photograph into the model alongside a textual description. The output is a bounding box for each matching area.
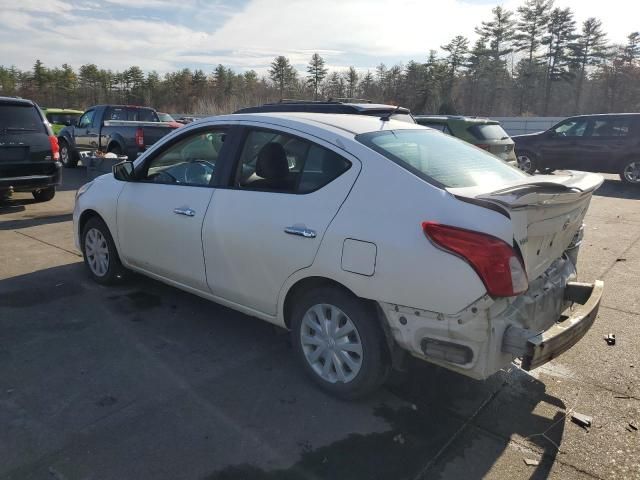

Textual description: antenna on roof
[380,105,401,122]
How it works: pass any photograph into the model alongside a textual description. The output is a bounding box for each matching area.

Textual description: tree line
[1,0,639,117]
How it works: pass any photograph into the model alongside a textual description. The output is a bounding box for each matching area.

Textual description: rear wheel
[32,186,55,202]
[516,151,537,174]
[290,286,388,399]
[59,139,78,168]
[81,217,126,285]
[620,159,640,185]
[107,144,123,156]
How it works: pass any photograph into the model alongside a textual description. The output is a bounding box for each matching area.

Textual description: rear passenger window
[234,129,351,193]
[591,118,631,137]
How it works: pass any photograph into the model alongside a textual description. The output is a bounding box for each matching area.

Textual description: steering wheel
[150,170,179,183]
[184,159,215,184]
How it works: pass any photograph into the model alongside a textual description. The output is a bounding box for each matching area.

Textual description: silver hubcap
[517,155,532,172]
[85,228,109,276]
[61,145,68,164]
[300,304,363,384]
[623,162,640,183]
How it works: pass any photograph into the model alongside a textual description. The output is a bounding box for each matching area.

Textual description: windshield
[468,124,509,141]
[356,129,526,188]
[0,104,45,132]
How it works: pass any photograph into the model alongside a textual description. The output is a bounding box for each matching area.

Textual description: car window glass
[235,129,351,193]
[0,104,44,131]
[590,118,631,137]
[357,129,525,189]
[553,119,588,137]
[78,110,94,128]
[106,108,126,121]
[129,109,157,122]
[468,124,509,140]
[142,130,226,186]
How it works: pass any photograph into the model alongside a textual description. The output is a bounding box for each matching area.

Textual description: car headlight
[75,181,94,200]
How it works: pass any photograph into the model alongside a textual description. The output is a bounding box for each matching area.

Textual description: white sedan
[74,112,604,398]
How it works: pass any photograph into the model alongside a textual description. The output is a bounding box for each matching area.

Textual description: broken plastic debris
[604,334,616,346]
[571,412,593,429]
[523,458,540,466]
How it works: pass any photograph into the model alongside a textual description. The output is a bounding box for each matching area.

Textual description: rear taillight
[422,221,528,297]
[476,144,490,151]
[135,127,144,148]
[49,136,59,161]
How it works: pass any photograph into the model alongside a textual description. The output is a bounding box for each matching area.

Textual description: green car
[43,108,83,135]
[414,115,517,165]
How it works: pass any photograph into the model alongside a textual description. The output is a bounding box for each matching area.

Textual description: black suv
[513,113,640,184]
[0,97,61,201]
[235,100,415,123]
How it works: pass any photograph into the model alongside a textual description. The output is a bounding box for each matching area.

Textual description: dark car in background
[513,113,640,184]
[414,115,517,164]
[235,100,415,123]
[57,105,179,167]
[0,97,60,202]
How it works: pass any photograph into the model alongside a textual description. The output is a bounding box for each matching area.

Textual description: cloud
[0,0,637,75]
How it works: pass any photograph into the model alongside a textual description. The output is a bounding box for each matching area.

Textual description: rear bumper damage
[381,254,603,380]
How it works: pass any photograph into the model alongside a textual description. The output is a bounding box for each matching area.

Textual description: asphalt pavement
[1,168,638,480]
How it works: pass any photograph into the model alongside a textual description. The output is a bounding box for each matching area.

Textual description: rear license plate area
[0,146,29,162]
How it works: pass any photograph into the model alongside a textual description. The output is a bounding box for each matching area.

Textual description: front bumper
[0,161,62,191]
[519,280,603,370]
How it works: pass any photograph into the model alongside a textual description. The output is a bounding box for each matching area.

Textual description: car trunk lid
[448,172,603,281]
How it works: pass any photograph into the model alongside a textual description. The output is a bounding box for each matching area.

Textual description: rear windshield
[46,113,80,124]
[0,104,45,132]
[356,129,526,188]
[468,124,509,141]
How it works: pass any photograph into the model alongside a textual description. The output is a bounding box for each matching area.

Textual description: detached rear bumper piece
[515,280,603,370]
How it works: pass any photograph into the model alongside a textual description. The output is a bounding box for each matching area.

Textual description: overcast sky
[0,0,637,75]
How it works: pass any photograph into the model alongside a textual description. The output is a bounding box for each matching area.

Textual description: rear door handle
[174,207,196,217]
[284,226,316,238]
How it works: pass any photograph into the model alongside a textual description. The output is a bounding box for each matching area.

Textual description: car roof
[414,115,499,125]
[200,112,426,137]
[43,108,83,114]
[0,96,35,106]
[565,113,640,119]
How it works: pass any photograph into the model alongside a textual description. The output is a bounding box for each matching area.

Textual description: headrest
[256,143,289,180]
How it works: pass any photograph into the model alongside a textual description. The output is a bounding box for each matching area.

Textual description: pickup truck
[57,105,179,167]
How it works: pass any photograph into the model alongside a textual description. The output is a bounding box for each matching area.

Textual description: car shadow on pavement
[0,212,72,229]
[0,264,567,480]
[593,179,640,199]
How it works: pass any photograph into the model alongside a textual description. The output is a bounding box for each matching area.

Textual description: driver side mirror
[113,160,135,182]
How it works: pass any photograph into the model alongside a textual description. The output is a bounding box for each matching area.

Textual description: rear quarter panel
[280,140,514,317]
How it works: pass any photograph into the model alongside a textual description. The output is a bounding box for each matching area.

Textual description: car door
[73,109,96,152]
[116,126,230,292]
[539,117,589,170]
[573,116,634,173]
[203,125,361,316]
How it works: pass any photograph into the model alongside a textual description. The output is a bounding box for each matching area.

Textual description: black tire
[32,186,55,202]
[516,150,538,174]
[290,286,389,399]
[59,139,78,168]
[81,217,126,285]
[619,159,640,185]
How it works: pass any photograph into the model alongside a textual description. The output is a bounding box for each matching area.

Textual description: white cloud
[0,0,637,74]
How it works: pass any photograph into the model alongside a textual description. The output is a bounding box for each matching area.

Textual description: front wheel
[59,139,78,168]
[81,217,126,285]
[32,186,55,202]
[516,151,538,174]
[290,287,389,399]
[620,160,640,185]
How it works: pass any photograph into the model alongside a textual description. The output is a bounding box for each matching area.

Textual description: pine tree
[346,66,358,99]
[622,32,640,64]
[441,35,469,98]
[269,56,296,98]
[306,53,328,100]
[570,18,607,112]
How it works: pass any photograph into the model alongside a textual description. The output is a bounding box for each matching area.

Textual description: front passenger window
[141,130,226,186]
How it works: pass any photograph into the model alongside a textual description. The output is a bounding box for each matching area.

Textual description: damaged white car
[73,112,604,398]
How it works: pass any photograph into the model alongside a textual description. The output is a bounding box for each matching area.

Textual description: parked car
[0,96,60,202]
[57,105,179,167]
[235,100,415,123]
[74,113,604,398]
[42,108,83,135]
[157,112,183,129]
[513,113,640,184]
[414,115,517,164]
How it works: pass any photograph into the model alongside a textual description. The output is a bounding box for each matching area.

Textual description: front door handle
[174,207,196,217]
[284,226,316,238]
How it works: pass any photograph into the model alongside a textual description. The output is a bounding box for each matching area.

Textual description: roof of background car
[414,115,499,125]
[217,112,426,135]
[0,96,34,106]
[234,102,411,115]
[43,108,83,114]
